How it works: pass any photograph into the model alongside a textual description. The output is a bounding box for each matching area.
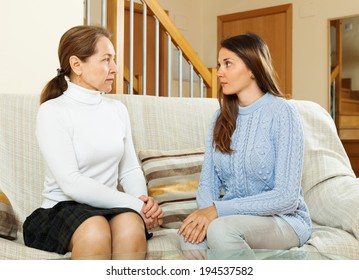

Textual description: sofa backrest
[0,93,355,227]
[109,94,220,154]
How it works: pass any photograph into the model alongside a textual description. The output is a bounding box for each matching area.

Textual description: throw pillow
[0,191,17,240]
[138,148,205,229]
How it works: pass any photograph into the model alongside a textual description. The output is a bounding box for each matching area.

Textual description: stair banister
[91,0,217,97]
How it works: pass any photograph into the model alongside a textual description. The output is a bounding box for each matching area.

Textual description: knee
[79,218,112,247]
[111,212,145,242]
[207,216,249,251]
[70,216,112,255]
[206,218,225,249]
[207,217,241,249]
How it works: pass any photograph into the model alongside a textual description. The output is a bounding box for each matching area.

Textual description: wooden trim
[330,65,339,82]
[206,68,218,98]
[107,0,124,93]
[286,4,293,99]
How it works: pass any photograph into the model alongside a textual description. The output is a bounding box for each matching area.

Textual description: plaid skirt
[23,201,152,255]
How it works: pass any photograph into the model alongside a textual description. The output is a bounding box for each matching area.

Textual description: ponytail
[40,72,68,104]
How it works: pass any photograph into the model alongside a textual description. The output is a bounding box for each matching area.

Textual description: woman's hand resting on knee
[139,195,163,230]
[178,205,218,244]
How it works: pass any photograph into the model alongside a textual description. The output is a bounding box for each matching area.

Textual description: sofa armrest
[305,175,359,240]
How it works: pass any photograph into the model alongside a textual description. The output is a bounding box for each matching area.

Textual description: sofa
[0,93,359,260]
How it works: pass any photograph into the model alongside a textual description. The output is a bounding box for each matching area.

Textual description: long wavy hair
[213,33,284,154]
[40,25,111,104]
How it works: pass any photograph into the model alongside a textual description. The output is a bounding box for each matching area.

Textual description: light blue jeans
[180,215,299,258]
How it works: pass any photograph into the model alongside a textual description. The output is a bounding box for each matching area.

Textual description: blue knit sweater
[197,93,312,246]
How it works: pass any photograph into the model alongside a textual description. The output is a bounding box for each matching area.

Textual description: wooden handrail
[331,65,339,83]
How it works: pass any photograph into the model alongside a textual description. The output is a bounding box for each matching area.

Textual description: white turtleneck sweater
[36,81,146,213]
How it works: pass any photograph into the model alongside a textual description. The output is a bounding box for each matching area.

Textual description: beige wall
[0,0,83,95]
[159,0,359,110]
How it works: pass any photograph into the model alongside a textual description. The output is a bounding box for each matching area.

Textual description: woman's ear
[69,55,82,76]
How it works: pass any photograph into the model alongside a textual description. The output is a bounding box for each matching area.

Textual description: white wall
[0,0,83,95]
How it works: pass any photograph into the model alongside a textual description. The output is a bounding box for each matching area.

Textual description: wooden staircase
[338,78,359,176]
[330,19,359,176]
[106,0,217,98]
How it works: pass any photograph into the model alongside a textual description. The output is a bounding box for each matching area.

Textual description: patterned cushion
[138,148,204,229]
[0,191,17,240]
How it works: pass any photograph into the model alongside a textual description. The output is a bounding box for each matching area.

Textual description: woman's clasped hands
[178,205,218,244]
[139,195,163,230]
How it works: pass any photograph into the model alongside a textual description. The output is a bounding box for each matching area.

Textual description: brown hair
[40,25,111,104]
[213,33,284,154]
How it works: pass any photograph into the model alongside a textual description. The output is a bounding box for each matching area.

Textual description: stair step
[339,115,359,128]
[342,78,352,89]
[341,88,351,98]
[339,128,359,140]
[351,91,359,100]
[341,98,359,114]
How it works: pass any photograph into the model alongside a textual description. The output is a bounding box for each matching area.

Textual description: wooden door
[218,4,292,98]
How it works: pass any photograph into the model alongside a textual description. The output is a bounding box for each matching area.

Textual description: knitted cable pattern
[197,93,312,246]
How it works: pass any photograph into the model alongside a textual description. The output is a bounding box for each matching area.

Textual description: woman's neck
[236,86,264,107]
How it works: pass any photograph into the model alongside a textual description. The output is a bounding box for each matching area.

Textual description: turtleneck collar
[238,93,273,115]
[63,81,102,105]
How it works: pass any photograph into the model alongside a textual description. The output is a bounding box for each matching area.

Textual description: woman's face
[75,36,118,93]
[217,47,254,96]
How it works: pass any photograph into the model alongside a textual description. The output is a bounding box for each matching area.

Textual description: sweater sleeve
[117,104,148,198]
[36,102,144,213]
[214,102,304,216]
[196,111,223,209]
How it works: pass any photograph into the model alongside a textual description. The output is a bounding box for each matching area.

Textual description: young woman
[23,25,162,260]
[178,33,311,254]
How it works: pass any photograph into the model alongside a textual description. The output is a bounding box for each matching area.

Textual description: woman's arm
[117,104,163,225]
[179,112,222,242]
